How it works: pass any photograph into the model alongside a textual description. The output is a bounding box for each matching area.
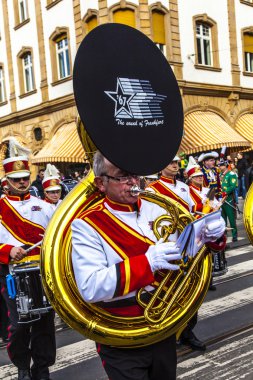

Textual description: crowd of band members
[179,151,252,200]
[0,149,248,380]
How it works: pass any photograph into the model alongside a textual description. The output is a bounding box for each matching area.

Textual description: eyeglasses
[103,174,140,184]
[11,176,30,183]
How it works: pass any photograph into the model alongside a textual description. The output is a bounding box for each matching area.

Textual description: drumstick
[24,240,43,253]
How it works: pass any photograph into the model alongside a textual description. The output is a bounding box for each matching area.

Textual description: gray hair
[93,151,107,176]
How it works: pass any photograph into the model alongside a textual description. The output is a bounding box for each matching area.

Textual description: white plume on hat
[9,137,31,158]
[187,156,198,170]
[42,164,61,191]
[185,156,203,178]
[44,163,59,179]
[220,146,226,158]
[2,137,31,178]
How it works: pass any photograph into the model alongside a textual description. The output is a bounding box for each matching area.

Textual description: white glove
[204,218,226,241]
[145,240,182,272]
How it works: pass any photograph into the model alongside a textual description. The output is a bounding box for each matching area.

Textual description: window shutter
[244,33,253,53]
[113,9,135,28]
[152,11,165,45]
[87,16,98,33]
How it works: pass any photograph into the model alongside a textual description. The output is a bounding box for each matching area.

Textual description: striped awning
[31,122,87,164]
[180,111,251,154]
[235,113,253,148]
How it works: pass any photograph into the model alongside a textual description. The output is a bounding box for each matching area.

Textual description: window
[152,11,166,54]
[18,0,28,23]
[86,15,98,34]
[113,9,136,28]
[196,23,212,65]
[49,28,72,84]
[34,127,43,141]
[56,35,70,79]
[17,48,36,96]
[23,53,34,92]
[0,67,5,103]
[244,33,253,72]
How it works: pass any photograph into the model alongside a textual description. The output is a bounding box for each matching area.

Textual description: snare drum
[12,262,52,323]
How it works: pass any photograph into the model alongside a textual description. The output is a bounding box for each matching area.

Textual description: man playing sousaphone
[72,151,225,380]
[0,138,56,380]
[70,24,226,380]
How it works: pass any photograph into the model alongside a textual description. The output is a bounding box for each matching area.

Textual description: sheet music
[176,210,221,257]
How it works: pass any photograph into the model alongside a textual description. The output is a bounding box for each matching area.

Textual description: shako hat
[198,151,219,163]
[42,164,61,191]
[2,137,30,178]
[73,23,183,176]
[186,156,203,178]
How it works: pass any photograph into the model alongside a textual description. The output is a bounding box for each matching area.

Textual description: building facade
[0,0,253,177]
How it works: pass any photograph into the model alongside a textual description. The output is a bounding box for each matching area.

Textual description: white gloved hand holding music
[145,240,182,273]
[204,218,226,242]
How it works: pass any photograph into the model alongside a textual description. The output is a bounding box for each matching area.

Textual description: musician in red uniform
[147,155,194,213]
[0,139,56,380]
[71,152,226,379]
[42,164,62,209]
[186,157,227,291]
[146,156,207,351]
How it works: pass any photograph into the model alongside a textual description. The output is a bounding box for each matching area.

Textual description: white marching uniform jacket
[147,176,195,212]
[0,193,54,264]
[44,198,62,210]
[72,197,168,317]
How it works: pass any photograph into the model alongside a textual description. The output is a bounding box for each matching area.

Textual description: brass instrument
[41,135,212,347]
[243,182,253,245]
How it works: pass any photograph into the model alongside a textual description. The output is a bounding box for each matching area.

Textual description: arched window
[193,15,220,69]
[113,9,136,28]
[152,10,166,54]
[17,47,35,96]
[56,35,70,79]
[196,22,212,65]
[49,27,72,84]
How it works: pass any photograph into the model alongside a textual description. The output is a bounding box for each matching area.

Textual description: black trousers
[0,291,9,340]
[0,267,56,380]
[180,312,198,338]
[97,334,177,380]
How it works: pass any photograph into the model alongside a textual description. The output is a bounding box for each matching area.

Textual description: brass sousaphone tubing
[41,172,212,347]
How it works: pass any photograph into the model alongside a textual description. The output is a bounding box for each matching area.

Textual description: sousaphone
[41,24,212,347]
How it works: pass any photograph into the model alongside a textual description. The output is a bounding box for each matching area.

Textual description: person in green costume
[218,159,238,242]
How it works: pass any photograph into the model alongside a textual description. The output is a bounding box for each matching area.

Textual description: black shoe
[18,369,31,380]
[181,332,206,351]
[232,237,238,242]
[209,284,216,291]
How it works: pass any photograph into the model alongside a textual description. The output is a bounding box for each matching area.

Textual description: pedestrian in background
[236,152,248,199]
[31,168,45,199]
[245,161,253,191]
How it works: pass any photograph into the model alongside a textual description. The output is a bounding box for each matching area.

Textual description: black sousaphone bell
[73,23,184,175]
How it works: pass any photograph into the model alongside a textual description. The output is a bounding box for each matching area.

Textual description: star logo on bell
[105,78,134,118]
[105,77,167,120]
